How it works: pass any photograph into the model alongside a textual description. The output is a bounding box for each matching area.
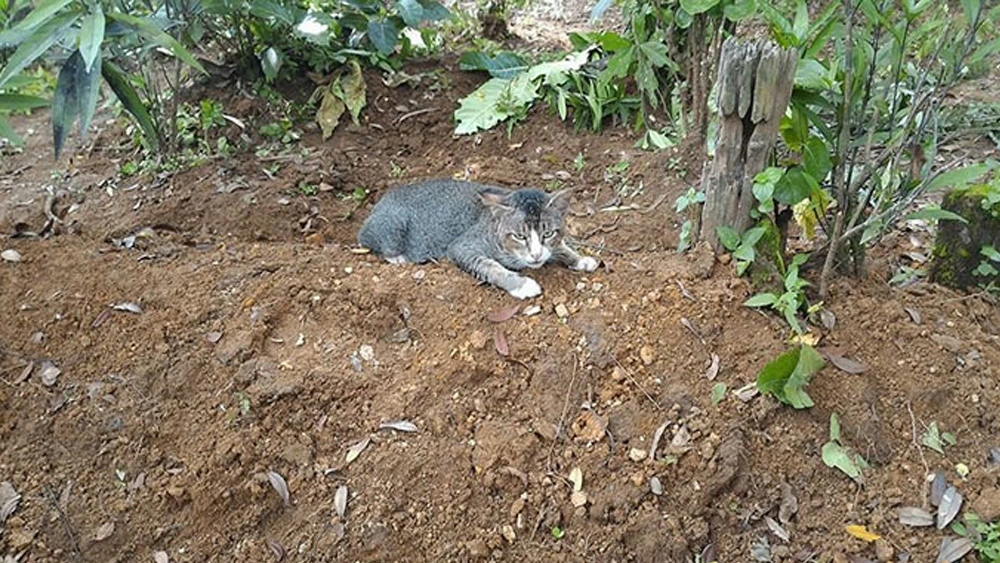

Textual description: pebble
[1,249,22,262]
[523,305,541,316]
[554,304,569,318]
[875,539,893,562]
[570,491,587,508]
[628,447,647,462]
[500,525,516,543]
[639,345,655,365]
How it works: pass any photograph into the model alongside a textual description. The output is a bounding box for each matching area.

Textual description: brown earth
[2,55,1000,563]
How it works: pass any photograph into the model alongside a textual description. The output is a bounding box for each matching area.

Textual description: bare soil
[3,55,1000,563]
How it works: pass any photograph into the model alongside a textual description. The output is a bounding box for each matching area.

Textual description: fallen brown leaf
[487,305,520,323]
[493,327,509,357]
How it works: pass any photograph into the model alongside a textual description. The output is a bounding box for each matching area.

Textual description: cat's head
[481,188,572,269]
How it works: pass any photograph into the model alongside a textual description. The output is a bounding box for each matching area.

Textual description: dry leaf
[94,521,115,541]
[569,467,583,492]
[936,486,962,529]
[331,522,346,542]
[778,482,798,524]
[153,551,169,563]
[39,360,61,386]
[379,420,418,433]
[334,485,348,518]
[904,307,922,324]
[345,437,370,464]
[1,249,23,262]
[819,309,836,330]
[898,506,934,527]
[112,302,143,314]
[0,482,21,522]
[649,476,663,496]
[267,471,291,507]
[266,538,285,561]
[493,328,509,357]
[705,353,720,380]
[765,516,790,542]
[91,308,112,328]
[820,348,869,374]
[649,420,670,461]
[844,524,880,542]
[205,331,223,343]
[930,470,947,506]
[15,362,33,385]
[936,537,973,563]
[487,305,520,323]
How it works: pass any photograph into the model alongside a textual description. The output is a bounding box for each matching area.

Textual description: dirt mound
[2,59,1000,563]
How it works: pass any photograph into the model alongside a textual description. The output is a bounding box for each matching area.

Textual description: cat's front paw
[572,256,599,272]
[508,277,542,299]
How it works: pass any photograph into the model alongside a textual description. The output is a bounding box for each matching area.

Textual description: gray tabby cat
[357,179,598,299]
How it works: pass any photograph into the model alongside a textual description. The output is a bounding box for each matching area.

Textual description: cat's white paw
[573,256,599,272]
[508,277,542,299]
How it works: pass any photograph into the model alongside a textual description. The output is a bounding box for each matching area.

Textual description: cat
[357,179,599,299]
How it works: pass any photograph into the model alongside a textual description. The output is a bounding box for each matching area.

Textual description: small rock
[639,345,655,365]
[571,410,607,442]
[500,524,516,543]
[469,330,489,350]
[413,269,426,281]
[359,344,375,362]
[650,476,663,496]
[2,249,23,262]
[971,487,1000,521]
[929,333,963,353]
[509,497,526,518]
[571,491,588,508]
[523,305,541,316]
[628,447,647,462]
[554,303,569,319]
[467,538,490,558]
[875,539,893,562]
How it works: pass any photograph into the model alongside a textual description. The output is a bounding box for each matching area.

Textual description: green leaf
[774,166,817,206]
[51,54,78,158]
[458,51,528,79]
[744,293,778,307]
[101,60,158,150]
[397,0,424,27]
[104,13,206,74]
[716,225,740,251]
[904,207,968,224]
[794,59,830,91]
[742,225,767,247]
[679,0,720,15]
[921,421,944,453]
[0,115,23,146]
[756,345,824,409]
[723,0,757,21]
[341,60,366,125]
[0,10,81,91]
[637,41,671,69]
[822,441,864,480]
[829,412,841,441]
[366,18,400,55]
[792,0,808,41]
[416,0,451,21]
[0,93,49,110]
[802,137,832,182]
[982,245,1000,262]
[927,162,995,192]
[454,77,510,135]
[711,382,727,405]
[78,7,105,73]
[260,46,283,81]
[2,0,74,38]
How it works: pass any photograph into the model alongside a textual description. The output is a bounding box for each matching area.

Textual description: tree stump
[929,185,1000,289]
[698,38,798,249]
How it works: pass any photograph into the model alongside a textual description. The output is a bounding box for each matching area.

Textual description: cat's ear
[547,190,572,214]
[480,191,513,210]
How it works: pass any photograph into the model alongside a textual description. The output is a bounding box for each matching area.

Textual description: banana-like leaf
[0,115,23,146]
[105,12,206,74]
[101,60,159,151]
[0,0,74,45]
[0,10,81,91]
[78,7,105,73]
[0,93,50,110]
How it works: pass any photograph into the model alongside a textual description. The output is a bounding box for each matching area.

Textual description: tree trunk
[698,38,798,250]
[930,186,1000,290]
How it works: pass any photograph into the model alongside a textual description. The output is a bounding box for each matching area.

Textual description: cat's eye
[510,233,527,243]
[543,230,557,239]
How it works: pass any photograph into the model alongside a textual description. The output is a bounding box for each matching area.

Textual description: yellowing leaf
[316,85,345,140]
[789,332,820,346]
[844,524,880,542]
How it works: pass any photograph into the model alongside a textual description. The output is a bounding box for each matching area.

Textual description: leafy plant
[675,186,705,252]
[920,421,956,454]
[822,413,869,481]
[716,225,766,276]
[974,245,1000,278]
[960,513,1000,562]
[744,253,811,334]
[756,343,824,409]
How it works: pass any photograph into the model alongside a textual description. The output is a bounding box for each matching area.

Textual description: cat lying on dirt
[357,179,598,299]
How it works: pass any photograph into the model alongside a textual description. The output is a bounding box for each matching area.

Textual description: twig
[545,354,579,472]
[43,484,81,560]
[906,401,930,476]
[612,356,661,411]
[638,193,669,214]
[396,108,436,125]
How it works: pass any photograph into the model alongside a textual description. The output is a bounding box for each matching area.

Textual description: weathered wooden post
[698,38,798,249]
